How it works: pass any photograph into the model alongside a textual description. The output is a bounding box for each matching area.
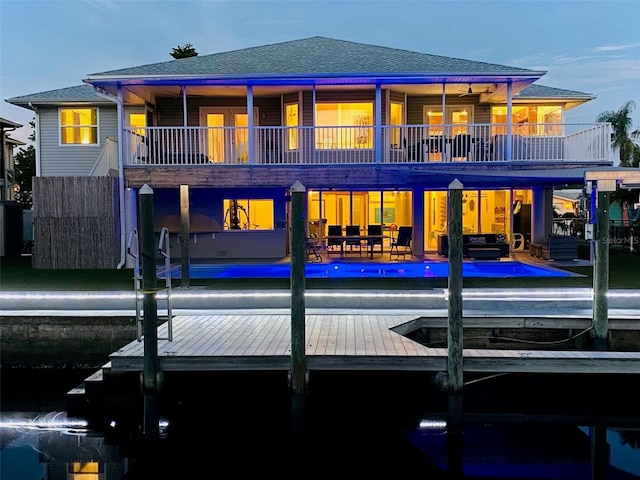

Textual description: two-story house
[5,36,613,269]
[1,117,24,202]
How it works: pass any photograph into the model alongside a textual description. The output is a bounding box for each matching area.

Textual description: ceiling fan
[458,84,474,97]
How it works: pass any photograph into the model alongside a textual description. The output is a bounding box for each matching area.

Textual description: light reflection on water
[2,372,639,479]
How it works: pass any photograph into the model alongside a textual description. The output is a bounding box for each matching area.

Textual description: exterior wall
[38,106,118,177]
[33,176,120,268]
[152,186,287,260]
[156,96,283,127]
[163,229,286,260]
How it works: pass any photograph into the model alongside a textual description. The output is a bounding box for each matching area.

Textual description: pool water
[163,260,574,279]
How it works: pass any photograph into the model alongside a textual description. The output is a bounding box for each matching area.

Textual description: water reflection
[1,371,640,479]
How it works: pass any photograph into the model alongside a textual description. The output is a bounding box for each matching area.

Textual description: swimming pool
[162,260,575,279]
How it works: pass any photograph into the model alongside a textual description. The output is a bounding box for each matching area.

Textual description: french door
[423,105,473,136]
[199,107,258,163]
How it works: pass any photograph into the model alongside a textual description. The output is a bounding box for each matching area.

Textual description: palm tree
[170,43,198,59]
[596,100,640,167]
[596,101,640,228]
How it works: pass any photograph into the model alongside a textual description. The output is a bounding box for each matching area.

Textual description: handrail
[126,229,143,341]
[123,122,612,166]
[127,227,173,342]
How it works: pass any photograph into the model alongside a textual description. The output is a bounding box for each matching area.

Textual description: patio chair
[367,224,383,256]
[389,226,413,258]
[345,225,363,255]
[326,225,343,255]
[305,233,322,261]
[450,134,473,161]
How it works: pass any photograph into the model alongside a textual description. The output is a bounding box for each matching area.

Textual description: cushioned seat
[437,233,510,258]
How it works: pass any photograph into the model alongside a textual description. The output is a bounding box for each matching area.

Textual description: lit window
[70,461,100,479]
[315,102,373,149]
[285,103,299,150]
[389,102,403,147]
[223,199,274,230]
[491,106,562,136]
[129,113,146,136]
[60,108,98,145]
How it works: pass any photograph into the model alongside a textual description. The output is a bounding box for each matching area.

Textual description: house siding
[38,106,118,177]
[156,96,283,127]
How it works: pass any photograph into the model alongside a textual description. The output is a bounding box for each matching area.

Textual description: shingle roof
[0,117,23,128]
[6,38,594,105]
[89,36,541,79]
[5,84,111,106]
[516,84,595,100]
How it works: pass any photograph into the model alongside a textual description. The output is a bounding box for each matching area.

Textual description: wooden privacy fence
[33,177,120,269]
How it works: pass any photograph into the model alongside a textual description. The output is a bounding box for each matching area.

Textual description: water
[161,260,575,279]
[2,369,639,479]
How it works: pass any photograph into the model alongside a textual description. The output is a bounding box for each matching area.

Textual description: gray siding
[38,106,118,177]
[157,96,282,127]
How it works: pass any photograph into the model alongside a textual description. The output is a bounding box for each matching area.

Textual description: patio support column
[180,185,190,288]
[139,184,159,437]
[290,180,307,435]
[531,186,551,245]
[594,188,610,350]
[412,188,425,257]
[447,179,464,394]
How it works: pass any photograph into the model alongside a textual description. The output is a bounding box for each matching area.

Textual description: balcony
[124,123,611,167]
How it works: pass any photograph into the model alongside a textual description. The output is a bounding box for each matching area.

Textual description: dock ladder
[127,227,173,342]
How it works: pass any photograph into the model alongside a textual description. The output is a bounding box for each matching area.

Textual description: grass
[1,245,639,291]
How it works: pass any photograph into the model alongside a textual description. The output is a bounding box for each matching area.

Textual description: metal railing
[123,123,611,166]
[126,227,173,343]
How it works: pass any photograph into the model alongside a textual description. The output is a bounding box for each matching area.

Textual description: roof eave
[6,99,115,108]
[85,70,547,86]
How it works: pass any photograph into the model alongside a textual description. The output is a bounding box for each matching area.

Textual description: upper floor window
[60,108,98,145]
[128,112,146,136]
[491,106,563,136]
[315,102,373,149]
[389,102,404,148]
[285,103,299,150]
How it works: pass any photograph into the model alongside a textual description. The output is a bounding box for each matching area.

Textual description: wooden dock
[109,313,640,375]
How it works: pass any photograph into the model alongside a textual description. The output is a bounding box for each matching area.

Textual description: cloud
[78,0,120,12]
[595,42,640,52]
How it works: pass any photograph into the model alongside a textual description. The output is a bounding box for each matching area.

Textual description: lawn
[1,246,638,291]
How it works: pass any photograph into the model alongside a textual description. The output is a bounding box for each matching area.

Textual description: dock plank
[107,313,640,375]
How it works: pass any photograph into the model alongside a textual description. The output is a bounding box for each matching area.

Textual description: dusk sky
[1,0,639,145]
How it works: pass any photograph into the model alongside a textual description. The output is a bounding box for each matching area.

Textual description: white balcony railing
[123,123,611,166]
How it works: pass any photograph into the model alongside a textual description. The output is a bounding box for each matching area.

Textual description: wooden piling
[447,179,464,394]
[290,181,307,395]
[139,184,159,436]
[594,190,610,350]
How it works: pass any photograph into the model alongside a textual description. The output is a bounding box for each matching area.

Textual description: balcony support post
[375,84,382,163]
[247,85,254,165]
[506,80,513,161]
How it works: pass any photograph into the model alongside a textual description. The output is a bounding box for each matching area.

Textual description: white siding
[39,106,118,177]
